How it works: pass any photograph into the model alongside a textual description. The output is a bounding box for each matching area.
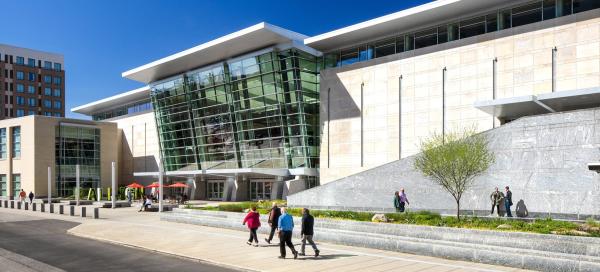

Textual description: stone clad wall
[289,107,600,218]
[319,10,600,184]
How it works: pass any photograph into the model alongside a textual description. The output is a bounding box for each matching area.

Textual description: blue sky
[3,0,428,118]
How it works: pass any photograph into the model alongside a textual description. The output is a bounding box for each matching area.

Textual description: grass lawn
[189,201,600,237]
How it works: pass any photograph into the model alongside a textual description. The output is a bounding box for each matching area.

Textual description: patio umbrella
[167,182,189,188]
[146,182,162,188]
[126,182,144,188]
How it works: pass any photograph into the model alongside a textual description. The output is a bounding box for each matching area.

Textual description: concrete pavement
[0,206,531,272]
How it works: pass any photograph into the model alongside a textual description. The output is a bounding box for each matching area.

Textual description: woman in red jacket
[242,206,261,246]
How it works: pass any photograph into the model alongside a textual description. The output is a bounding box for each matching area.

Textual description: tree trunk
[456,199,461,220]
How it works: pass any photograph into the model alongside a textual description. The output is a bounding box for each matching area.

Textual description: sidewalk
[0,207,530,272]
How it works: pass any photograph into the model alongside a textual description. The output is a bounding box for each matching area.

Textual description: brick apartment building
[0,44,64,119]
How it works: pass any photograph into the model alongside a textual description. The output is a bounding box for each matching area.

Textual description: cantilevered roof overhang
[122,22,310,84]
[305,0,518,52]
[474,87,600,119]
[71,86,150,115]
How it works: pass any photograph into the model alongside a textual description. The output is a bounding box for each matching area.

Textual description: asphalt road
[0,212,239,272]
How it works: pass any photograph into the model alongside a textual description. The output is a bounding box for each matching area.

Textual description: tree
[413,128,495,220]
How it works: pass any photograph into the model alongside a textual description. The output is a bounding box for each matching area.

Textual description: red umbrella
[146,182,163,188]
[126,182,144,189]
[168,182,189,188]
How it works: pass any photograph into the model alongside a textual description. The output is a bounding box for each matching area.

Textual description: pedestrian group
[241,202,320,259]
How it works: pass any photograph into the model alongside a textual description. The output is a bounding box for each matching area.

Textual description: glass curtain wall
[324,0,600,68]
[151,48,320,172]
[55,125,101,197]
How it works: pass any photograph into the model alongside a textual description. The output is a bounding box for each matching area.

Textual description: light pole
[47,166,51,205]
[111,161,116,209]
[76,164,80,206]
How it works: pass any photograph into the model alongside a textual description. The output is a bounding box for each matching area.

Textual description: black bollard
[81,207,86,217]
[93,207,99,219]
[24,202,28,210]
[49,204,54,213]
[69,206,75,216]
[32,203,37,211]
[59,205,64,214]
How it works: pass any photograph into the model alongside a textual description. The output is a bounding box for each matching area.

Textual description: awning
[474,87,600,119]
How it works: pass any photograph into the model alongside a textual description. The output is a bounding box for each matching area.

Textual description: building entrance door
[207,180,225,200]
[250,179,273,200]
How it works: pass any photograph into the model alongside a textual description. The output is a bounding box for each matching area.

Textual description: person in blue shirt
[277,207,298,259]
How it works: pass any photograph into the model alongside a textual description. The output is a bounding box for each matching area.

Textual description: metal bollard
[69,206,75,216]
[40,203,45,212]
[81,207,86,218]
[17,201,21,209]
[10,201,14,209]
[32,203,37,211]
[59,205,64,214]
[49,204,54,213]
[3,200,7,208]
[93,207,99,219]
[24,202,28,210]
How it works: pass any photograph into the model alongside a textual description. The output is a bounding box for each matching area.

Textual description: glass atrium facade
[55,125,101,197]
[324,0,600,68]
[92,100,153,121]
[151,48,320,173]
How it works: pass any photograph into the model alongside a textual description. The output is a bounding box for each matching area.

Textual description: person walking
[19,189,26,203]
[125,187,132,204]
[504,186,513,218]
[393,191,401,212]
[243,206,261,247]
[490,187,504,216]
[398,188,410,212]
[277,207,298,259]
[28,191,34,204]
[265,202,281,244]
[299,208,320,257]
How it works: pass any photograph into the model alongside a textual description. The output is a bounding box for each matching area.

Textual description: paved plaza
[0,206,531,272]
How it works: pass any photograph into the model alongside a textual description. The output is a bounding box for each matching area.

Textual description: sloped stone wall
[289,108,600,219]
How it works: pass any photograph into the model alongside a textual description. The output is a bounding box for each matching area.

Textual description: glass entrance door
[250,179,273,200]
[207,181,224,200]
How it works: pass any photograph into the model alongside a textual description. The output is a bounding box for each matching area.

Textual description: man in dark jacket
[504,186,513,217]
[264,202,281,244]
[299,208,319,257]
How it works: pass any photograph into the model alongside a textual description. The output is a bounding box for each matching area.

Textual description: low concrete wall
[289,107,600,219]
[162,209,600,272]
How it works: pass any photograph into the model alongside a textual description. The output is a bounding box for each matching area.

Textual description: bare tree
[414,128,495,219]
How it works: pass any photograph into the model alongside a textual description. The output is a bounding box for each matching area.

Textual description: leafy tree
[414,128,495,219]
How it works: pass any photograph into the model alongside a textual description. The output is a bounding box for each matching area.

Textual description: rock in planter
[372,214,389,223]
[497,224,512,230]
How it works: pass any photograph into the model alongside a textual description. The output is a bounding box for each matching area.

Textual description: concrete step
[162,209,600,272]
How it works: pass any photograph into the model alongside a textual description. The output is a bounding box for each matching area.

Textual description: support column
[271,177,285,200]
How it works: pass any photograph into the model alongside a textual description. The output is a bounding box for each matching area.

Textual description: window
[27,85,35,94]
[28,110,36,116]
[16,57,24,65]
[53,112,61,117]
[44,75,51,83]
[0,128,6,159]
[43,100,51,108]
[44,87,52,96]
[543,0,557,20]
[486,13,498,32]
[53,76,61,85]
[460,16,486,39]
[573,0,600,13]
[12,174,20,197]
[44,112,52,116]
[374,38,396,58]
[438,26,448,43]
[16,84,24,93]
[28,98,36,107]
[16,109,24,117]
[0,175,6,196]
[12,127,20,158]
[358,45,373,61]
[28,72,35,81]
[512,2,543,28]
[16,71,24,80]
[340,47,359,66]
[414,28,438,49]
[44,61,52,69]
[54,63,61,71]
[16,96,24,105]
[53,89,61,97]
[27,58,35,67]
[54,100,61,109]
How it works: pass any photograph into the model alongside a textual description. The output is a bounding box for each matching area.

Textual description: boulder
[371,214,389,223]
[497,224,512,230]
